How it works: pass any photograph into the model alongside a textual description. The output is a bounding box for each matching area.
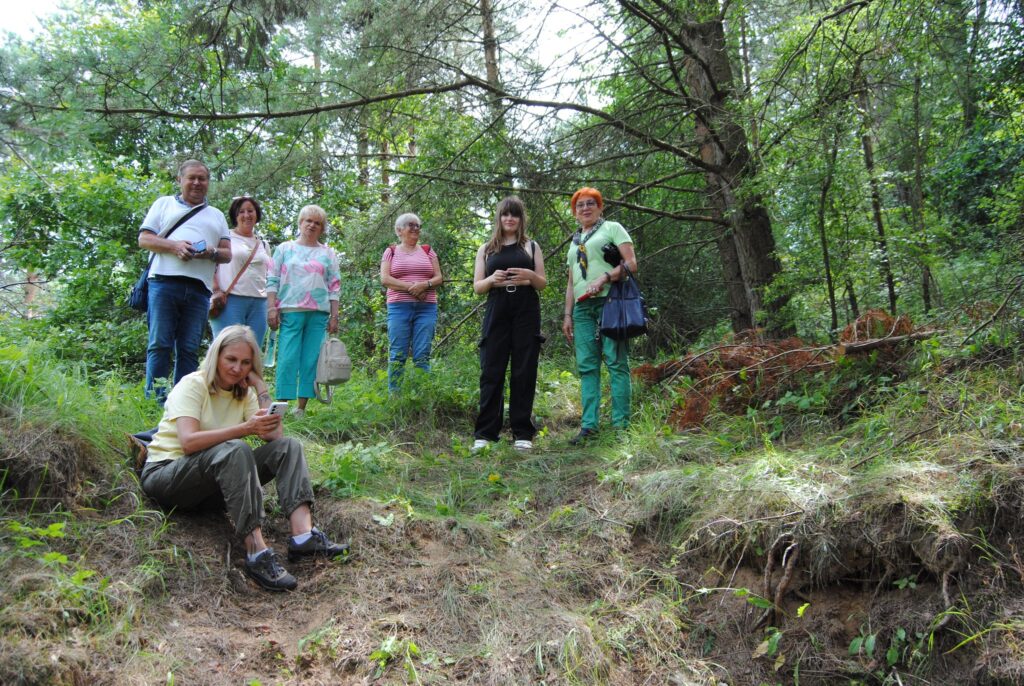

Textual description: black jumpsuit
[473,242,544,441]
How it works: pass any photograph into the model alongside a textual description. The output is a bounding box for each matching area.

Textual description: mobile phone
[191,239,207,253]
[268,401,289,417]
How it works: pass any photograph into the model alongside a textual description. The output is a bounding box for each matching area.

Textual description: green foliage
[0,162,161,372]
[369,635,421,680]
[315,441,388,497]
[0,1,1022,681]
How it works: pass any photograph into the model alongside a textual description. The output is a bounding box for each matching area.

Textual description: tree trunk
[856,70,898,315]
[911,75,932,312]
[357,110,369,188]
[683,18,786,333]
[716,226,754,331]
[845,278,860,320]
[739,12,758,150]
[311,48,324,195]
[817,128,840,339]
[480,0,502,122]
[480,0,510,185]
[380,138,390,205]
[963,0,987,130]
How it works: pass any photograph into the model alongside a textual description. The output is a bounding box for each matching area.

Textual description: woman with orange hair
[561,188,638,444]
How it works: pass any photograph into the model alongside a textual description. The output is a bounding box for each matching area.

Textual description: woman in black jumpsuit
[472,196,547,451]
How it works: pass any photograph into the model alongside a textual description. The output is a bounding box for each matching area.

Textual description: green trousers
[573,298,631,429]
[141,437,314,537]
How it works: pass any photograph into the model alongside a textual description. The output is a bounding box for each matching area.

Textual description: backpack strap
[386,244,431,259]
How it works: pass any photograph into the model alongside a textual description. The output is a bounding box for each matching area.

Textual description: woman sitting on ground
[139,325,347,592]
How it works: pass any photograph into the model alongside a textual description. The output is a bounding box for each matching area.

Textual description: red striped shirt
[382,245,438,304]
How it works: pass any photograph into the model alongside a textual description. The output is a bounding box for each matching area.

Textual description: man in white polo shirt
[138,160,231,401]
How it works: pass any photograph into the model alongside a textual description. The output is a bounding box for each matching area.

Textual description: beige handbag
[315,337,352,404]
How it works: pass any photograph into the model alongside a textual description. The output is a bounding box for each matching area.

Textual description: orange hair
[571,187,603,212]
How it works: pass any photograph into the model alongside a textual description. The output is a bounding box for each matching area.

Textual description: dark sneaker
[244,550,297,592]
[569,428,598,446]
[288,529,350,562]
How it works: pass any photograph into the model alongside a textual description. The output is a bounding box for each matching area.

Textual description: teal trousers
[276,309,328,400]
[573,298,631,429]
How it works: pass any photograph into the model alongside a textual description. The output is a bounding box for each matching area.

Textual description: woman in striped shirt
[380,213,443,392]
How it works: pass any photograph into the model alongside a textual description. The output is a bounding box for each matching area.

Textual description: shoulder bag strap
[143,203,207,271]
[222,236,261,297]
[160,204,206,239]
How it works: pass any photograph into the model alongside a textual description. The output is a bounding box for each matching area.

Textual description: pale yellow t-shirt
[146,372,259,463]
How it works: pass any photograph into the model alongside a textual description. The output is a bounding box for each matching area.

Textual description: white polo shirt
[141,195,230,291]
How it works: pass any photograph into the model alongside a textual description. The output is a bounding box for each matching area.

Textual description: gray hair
[298,204,328,236]
[394,213,421,236]
[200,324,263,400]
[177,159,210,179]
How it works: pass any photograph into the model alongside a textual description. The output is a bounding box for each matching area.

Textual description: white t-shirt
[141,196,231,290]
[215,232,272,298]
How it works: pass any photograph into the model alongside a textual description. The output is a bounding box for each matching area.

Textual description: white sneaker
[513,440,533,451]
[471,439,490,452]
[289,408,305,419]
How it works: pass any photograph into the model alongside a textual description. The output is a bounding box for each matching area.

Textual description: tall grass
[0,336,177,683]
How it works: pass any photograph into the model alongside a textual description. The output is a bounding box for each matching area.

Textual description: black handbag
[127,205,206,312]
[600,262,649,340]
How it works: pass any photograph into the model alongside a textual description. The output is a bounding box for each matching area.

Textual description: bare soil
[5,375,1024,684]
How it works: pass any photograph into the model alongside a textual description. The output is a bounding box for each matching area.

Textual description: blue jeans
[210,295,268,348]
[276,310,328,400]
[146,276,211,401]
[387,301,438,391]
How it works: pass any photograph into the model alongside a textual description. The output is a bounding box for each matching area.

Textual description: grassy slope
[2,338,1024,684]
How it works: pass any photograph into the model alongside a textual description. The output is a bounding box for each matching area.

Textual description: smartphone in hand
[191,239,207,254]
[268,401,289,417]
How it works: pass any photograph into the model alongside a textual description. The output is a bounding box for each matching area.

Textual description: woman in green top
[561,187,638,445]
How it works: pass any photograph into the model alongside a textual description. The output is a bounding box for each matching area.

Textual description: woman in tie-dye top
[267,205,340,416]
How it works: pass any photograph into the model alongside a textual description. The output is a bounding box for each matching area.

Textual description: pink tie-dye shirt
[267,240,341,312]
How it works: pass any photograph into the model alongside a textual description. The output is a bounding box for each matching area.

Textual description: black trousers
[474,288,544,441]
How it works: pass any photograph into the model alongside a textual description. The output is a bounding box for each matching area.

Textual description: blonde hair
[200,325,263,400]
[298,205,328,238]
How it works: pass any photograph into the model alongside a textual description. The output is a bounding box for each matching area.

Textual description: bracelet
[604,271,612,281]
[564,312,572,317]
